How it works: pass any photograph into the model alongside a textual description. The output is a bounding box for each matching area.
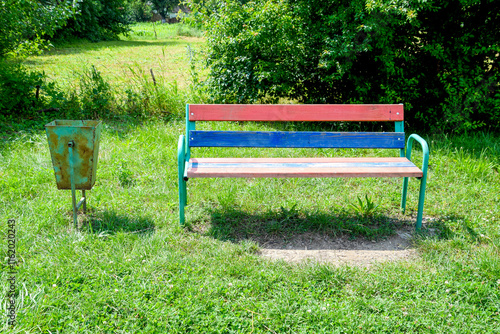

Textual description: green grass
[1,23,500,333]
[7,23,207,129]
[1,120,499,332]
[24,22,205,89]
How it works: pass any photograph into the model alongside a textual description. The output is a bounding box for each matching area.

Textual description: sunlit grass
[1,120,499,332]
[24,23,205,89]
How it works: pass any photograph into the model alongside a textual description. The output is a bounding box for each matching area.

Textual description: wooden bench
[177,104,429,229]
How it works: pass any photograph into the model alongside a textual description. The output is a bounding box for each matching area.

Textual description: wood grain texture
[190,157,409,163]
[188,104,404,121]
[189,162,415,168]
[186,158,423,178]
[189,131,405,149]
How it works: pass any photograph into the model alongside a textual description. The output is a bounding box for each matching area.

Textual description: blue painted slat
[189,161,416,168]
[189,131,405,149]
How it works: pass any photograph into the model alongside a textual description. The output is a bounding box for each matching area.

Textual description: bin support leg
[81,190,86,214]
[76,190,86,212]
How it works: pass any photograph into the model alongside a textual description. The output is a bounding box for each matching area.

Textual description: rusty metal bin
[45,120,102,226]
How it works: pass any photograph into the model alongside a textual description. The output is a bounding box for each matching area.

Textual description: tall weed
[124,64,186,118]
[78,65,114,119]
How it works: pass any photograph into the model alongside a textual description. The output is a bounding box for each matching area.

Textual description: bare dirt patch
[260,226,417,266]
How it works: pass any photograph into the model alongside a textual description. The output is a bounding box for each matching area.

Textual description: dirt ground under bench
[259,225,418,266]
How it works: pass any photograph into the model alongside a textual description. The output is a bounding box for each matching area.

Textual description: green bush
[0,0,74,56]
[55,0,131,42]
[0,59,203,132]
[124,0,153,23]
[0,61,117,125]
[189,0,500,133]
[0,60,62,118]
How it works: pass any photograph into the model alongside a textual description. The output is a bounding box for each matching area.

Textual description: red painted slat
[186,157,422,178]
[188,104,404,122]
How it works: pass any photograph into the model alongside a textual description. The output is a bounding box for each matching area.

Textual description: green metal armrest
[178,135,186,167]
[406,134,429,178]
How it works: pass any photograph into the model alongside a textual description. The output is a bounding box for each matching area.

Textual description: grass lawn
[1,23,500,333]
[24,23,205,89]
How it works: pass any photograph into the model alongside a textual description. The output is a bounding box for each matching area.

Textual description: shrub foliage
[0,61,56,116]
[189,0,500,132]
[0,0,75,56]
[55,0,131,42]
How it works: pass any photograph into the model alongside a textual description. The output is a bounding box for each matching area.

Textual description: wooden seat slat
[186,157,422,178]
[188,157,410,163]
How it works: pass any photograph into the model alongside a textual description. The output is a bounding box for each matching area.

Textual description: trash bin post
[68,140,87,227]
[68,140,77,227]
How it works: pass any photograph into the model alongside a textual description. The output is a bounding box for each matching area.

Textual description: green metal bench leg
[179,194,185,224]
[416,173,427,230]
[179,176,186,225]
[401,134,429,230]
[178,135,187,225]
[401,176,409,214]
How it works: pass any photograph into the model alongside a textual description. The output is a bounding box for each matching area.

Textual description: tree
[54,0,131,42]
[149,0,178,20]
[0,0,75,56]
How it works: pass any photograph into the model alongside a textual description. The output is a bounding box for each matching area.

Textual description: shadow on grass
[28,39,188,58]
[424,214,480,241]
[0,115,175,145]
[192,204,417,245]
[0,115,62,141]
[83,210,156,235]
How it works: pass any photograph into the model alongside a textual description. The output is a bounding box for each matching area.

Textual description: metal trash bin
[45,120,102,227]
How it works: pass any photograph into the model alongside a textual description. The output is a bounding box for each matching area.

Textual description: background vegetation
[0,22,204,133]
[54,0,131,42]
[0,1,199,131]
[0,0,75,57]
[2,0,499,134]
[188,0,500,133]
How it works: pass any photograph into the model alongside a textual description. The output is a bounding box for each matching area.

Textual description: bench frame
[178,104,429,229]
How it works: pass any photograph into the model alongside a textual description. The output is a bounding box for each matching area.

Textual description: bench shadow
[189,206,475,265]
[82,209,156,235]
[190,205,467,253]
[191,205,419,251]
[424,214,479,241]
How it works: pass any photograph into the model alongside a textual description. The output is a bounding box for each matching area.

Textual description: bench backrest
[185,104,405,157]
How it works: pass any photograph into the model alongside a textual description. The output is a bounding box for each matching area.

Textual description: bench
[177,104,429,229]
